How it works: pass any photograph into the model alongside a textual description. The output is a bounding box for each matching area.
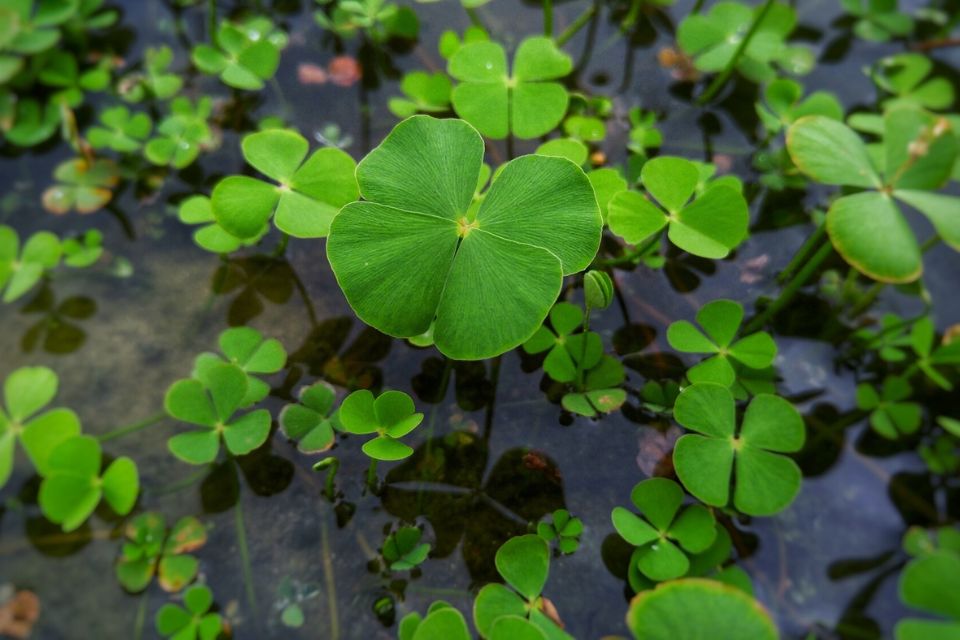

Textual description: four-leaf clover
[155,584,222,640]
[280,381,339,454]
[856,376,921,439]
[193,326,286,407]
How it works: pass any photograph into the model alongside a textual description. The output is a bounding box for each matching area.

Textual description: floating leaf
[338,389,423,461]
[0,226,62,303]
[42,158,119,215]
[193,326,286,406]
[280,381,338,454]
[383,526,431,570]
[192,17,287,90]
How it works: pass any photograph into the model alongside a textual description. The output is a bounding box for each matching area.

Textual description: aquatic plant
[144,96,215,169]
[118,46,182,102]
[389,71,452,118]
[87,105,152,152]
[869,53,955,111]
[856,376,921,439]
[314,0,419,41]
[841,0,913,42]
[177,196,259,254]
[382,526,431,570]
[0,227,61,303]
[279,381,340,454]
[155,584,222,640]
[896,527,960,639]
[193,326,287,407]
[338,389,423,460]
[42,157,119,215]
[115,513,208,593]
[327,116,602,360]
[192,17,287,90]
[755,79,843,136]
[537,508,583,554]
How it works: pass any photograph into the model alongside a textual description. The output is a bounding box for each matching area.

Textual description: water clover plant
[115,513,208,593]
[0,366,79,489]
[87,105,152,152]
[326,116,602,360]
[905,316,960,391]
[155,584,222,640]
[212,128,359,239]
[607,156,748,260]
[389,71,452,119]
[673,383,805,516]
[41,157,119,215]
[473,534,569,639]
[786,107,959,282]
[193,326,286,407]
[62,229,103,267]
[382,526,431,570]
[666,299,777,388]
[192,17,287,90]
[561,355,627,418]
[841,0,913,42]
[856,376,921,439]
[119,46,182,102]
[612,478,716,581]
[896,535,960,640]
[627,578,777,640]
[523,302,600,384]
[537,508,583,554]
[447,37,572,139]
[870,53,954,111]
[164,363,272,464]
[677,2,811,85]
[399,602,471,640]
[314,0,419,42]
[144,97,215,170]
[279,381,339,454]
[755,79,843,136]
[38,435,139,532]
[0,226,61,303]
[177,196,261,254]
[338,389,423,461]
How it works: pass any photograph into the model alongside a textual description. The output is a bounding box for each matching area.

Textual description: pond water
[1,0,959,639]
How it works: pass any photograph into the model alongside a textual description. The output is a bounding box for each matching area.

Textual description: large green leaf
[787,116,882,188]
[327,116,601,360]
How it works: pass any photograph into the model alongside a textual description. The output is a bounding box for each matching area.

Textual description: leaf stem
[133,592,147,640]
[556,2,597,46]
[207,0,217,47]
[777,221,826,284]
[743,240,833,333]
[594,232,661,268]
[697,0,775,104]
[313,457,340,501]
[575,308,591,390]
[365,459,379,494]
[320,515,340,639]
[544,0,553,37]
[465,6,485,30]
[235,495,258,616]
[96,412,166,442]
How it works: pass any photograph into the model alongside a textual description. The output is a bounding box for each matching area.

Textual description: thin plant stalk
[575,308,592,389]
[366,459,379,494]
[544,0,553,36]
[320,515,340,639]
[465,6,485,30]
[697,0,776,104]
[313,457,340,501]
[207,0,217,46]
[97,412,166,442]
[777,221,826,283]
[556,2,597,46]
[235,495,258,616]
[133,592,148,640]
[743,240,833,333]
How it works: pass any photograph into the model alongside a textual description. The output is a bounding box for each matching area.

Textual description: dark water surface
[1,0,959,638]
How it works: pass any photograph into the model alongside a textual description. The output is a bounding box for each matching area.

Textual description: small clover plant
[627,579,777,640]
[756,79,843,136]
[786,106,959,282]
[212,128,359,239]
[0,226,61,303]
[666,299,777,390]
[192,17,287,90]
[673,383,805,516]
[39,435,139,532]
[607,156,748,260]
[164,362,272,464]
[677,2,811,85]
[523,302,600,384]
[314,0,419,42]
[870,53,954,111]
[896,531,960,640]
[0,366,79,489]
[338,389,423,461]
[841,0,913,42]
[448,37,572,140]
[41,157,119,215]
[389,71,452,119]
[326,116,602,360]
[537,508,583,554]
[116,513,208,593]
[561,355,627,418]
[193,326,286,407]
[612,477,716,582]
[399,602,471,640]
[275,578,320,628]
[383,526,431,570]
[145,97,215,170]
[177,195,261,254]
[856,376,921,439]
[155,584,222,640]
[639,380,681,415]
[87,105,152,152]
[119,46,182,102]
[280,381,340,454]
[36,50,110,108]
[473,534,570,639]
[905,316,960,391]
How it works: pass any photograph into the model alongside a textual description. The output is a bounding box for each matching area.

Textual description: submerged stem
[777,221,826,284]
[544,0,553,36]
[235,496,258,616]
[744,240,833,333]
[96,412,166,442]
[697,0,775,104]
[556,2,597,46]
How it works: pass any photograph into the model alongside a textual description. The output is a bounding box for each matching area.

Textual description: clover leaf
[37,50,110,108]
[537,508,583,554]
[871,53,954,111]
[41,157,119,215]
[448,37,572,139]
[193,326,286,407]
[212,128,359,239]
[145,97,215,169]
[338,389,423,461]
[612,477,716,582]
[0,366,80,489]
[389,71,452,118]
[192,17,287,90]
[155,584,222,640]
[38,435,139,532]
[164,363,272,464]
[523,302,600,383]
[755,79,842,136]
[116,512,207,593]
[786,106,959,283]
[841,0,913,42]
[673,383,804,516]
[327,116,601,360]
[627,578,777,640]
[280,381,339,454]
[87,105,152,152]
[561,355,627,417]
[856,376,921,439]
[399,602,472,640]
[896,547,960,640]
[178,196,261,254]
[473,534,570,639]
[2,98,61,147]
[677,2,810,84]
[607,156,748,259]
[0,226,61,303]
[383,526,431,570]
[907,316,960,391]
[62,229,103,267]
[667,299,777,388]
[120,46,182,102]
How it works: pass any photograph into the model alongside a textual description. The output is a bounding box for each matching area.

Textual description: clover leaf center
[457,216,480,238]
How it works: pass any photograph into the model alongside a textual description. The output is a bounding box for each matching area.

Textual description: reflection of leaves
[412,357,493,411]
[381,431,565,584]
[211,256,295,326]
[287,316,392,390]
[20,286,96,355]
